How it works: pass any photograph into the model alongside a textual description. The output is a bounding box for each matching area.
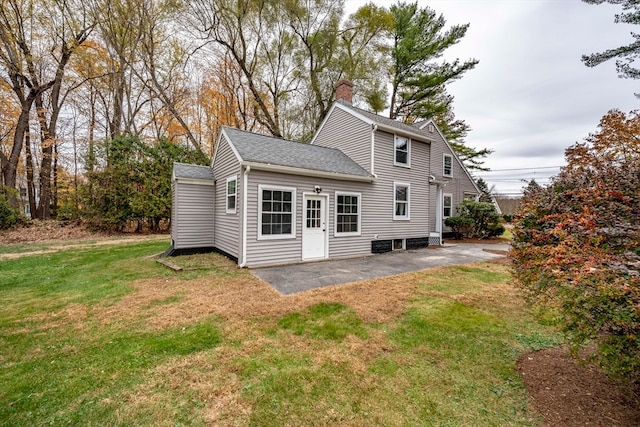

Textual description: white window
[226,176,237,213]
[394,135,410,167]
[443,154,453,177]
[258,185,296,239]
[393,182,410,220]
[335,192,361,236]
[443,193,453,218]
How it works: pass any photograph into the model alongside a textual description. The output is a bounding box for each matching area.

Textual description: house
[169,80,480,267]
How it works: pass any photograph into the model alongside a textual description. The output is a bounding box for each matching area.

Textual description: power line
[476,165,563,173]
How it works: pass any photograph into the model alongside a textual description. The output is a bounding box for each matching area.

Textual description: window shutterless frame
[226,176,237,214]
[257,185,296,240]
[443,193,453,218]
[335,192,361,236]
[443,154,453,177]
[393,182,410,220]
[394,135,411,167]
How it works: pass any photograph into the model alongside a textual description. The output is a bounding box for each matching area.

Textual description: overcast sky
[348,0,639,195]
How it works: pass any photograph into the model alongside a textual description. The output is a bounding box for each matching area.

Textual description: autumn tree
[0,0,94,219]
[511,109,640,378]
[582,0,640,90]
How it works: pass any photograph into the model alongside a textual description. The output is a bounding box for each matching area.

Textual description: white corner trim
[239,166,250,267]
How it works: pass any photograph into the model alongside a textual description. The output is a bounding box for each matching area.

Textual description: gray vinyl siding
[172,182,215,249]
[313,107,372,173]
[212,135,242,258]
[365,129,431,240]
[427,127,479,233]
[244,169,372,267]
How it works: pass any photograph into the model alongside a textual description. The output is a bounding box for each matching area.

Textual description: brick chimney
[335,79,353,104]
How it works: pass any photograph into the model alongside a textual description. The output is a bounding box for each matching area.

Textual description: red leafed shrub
[511,109,640,379]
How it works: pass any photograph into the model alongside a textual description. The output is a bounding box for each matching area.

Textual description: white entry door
[302,195,327,260]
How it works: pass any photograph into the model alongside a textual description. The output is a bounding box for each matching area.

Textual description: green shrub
[456,200,502,239]
[502,213,513,223]
[0,188,20,230]
[489,223,505,238]
[444,216,474,239]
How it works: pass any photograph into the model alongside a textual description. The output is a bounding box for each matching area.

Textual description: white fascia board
[241,161,374,183]
[174,177,215,186]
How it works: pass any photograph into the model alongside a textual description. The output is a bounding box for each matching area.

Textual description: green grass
[0,241,559,426]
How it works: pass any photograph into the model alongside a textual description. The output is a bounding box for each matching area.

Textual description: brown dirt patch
[71,264,418,330]
[0,220,106,243]
[518,347,640,426]
[0,220,168,260]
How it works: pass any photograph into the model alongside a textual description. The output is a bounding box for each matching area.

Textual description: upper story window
[226,176,237,213]
[258,185,296,239]
[393,182,410,220]
[443,154,453,177]
[394,135,410,167]
[335,192,361,236]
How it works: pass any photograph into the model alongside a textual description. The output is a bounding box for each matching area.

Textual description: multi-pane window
[260,188,294,237]
[226,176,237,213]
[395,135,410,166]
[443,154,453,177]
[336,193,360,235]
[394,183,410,220]
[443,194,453,218]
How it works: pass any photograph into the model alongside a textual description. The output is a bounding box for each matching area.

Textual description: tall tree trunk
[52,141,58,218]
[24,132,37,218]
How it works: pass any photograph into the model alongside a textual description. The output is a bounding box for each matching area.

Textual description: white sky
[346,0,639,195]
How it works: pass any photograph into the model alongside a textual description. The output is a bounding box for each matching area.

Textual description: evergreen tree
[388,2,489,169]
[582,0,640,94]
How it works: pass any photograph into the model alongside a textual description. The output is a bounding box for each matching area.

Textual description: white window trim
[226,175,237,214]
[334,191,362,237]
[393,182,410,221]
[443,193,453,218]
[443,153,453,177]
[394,134,411,168]
[257,184,296,240]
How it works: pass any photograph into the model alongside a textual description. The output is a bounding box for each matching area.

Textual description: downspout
[239,165,250,267]
[435,184,443,245]
[371,123,377,177]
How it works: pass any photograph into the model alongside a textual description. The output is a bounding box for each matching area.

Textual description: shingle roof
[173,162,214,180]
[222,126,371,178]
[336,100,433,141]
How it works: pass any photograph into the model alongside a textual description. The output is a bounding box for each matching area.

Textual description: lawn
[0,240,560,426]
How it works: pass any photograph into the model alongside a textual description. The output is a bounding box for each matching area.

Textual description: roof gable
[322,101,436,143]
[412,119,481,194]
[220,126,371,179]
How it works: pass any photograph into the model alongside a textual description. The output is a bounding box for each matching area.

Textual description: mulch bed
[518,347,640,426]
